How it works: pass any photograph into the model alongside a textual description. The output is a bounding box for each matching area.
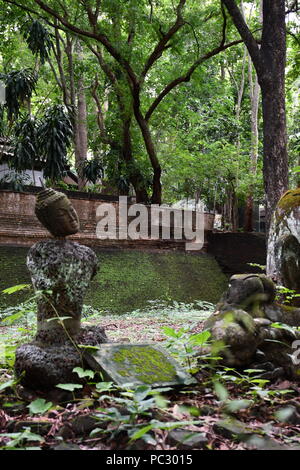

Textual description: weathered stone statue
[267,188,300,298]
[35,188,80,237]
[15,188,107,390]
[202,190,300,379]
[202,273,300,378]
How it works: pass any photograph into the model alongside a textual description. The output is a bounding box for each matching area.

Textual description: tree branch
[51,23,70,105]
[221,0,262,75]
[88,44,130,120]
[287,28,300,45]
[145,39,243,122]
[91,78,118,148]
[30,0,139,88]
[47,56,62,89]
[141,0,187,79]
[221,1,227,47]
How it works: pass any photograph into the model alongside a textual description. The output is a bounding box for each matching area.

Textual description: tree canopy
[0,0,299,229]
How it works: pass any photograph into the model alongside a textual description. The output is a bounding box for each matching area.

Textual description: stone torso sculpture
[28,239,97,343]
[15,189,107,389]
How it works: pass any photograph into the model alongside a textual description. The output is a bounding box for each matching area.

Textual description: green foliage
[275,285,300,304]
[95,381,115,393]
[270,321,300,335]
[82,158,104,184]
[37,104,73,181]
[0,298,36,325]
[1,428,43,450]
[73,367,95,379]
[2,284,30,295]
[91,384,173,443]
[56,383,83,391]
[28,398,53,414]
[13,114,40,172]
[21,19,52,64]
[162,325,211,372]
[247,263,266,272]
[0,378,17,392]
[0,169,31,191]
[0,105,6,136]
[216,368,294,402]
[0,68,38,120]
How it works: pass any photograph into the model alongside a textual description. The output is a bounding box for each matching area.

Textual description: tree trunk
[122,117,149,203]
[74,77,88,190]
[244,56,260,232]
[72,42,88,191]
[260,1,288,230]
[133,95,162,204]
[222,0,289,233]
[90,49,149,203]
[223,183,238,231]
[91,86,149,202]
[261,82,288,229]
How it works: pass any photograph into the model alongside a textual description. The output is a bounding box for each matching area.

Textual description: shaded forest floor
[1,305,300,451]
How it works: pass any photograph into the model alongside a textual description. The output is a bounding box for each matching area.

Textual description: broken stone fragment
[166,429,208,449]
[213,418,254,440]
[201,272,300,376]
[85,343,195,388]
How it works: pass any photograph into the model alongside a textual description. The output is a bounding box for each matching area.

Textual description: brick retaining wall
[0,190,214,251]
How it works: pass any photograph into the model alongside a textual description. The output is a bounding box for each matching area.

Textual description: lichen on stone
[112,346,177,384]
[276,189,300,224]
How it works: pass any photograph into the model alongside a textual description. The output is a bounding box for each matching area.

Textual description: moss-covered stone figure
[201,190,300,377]
[35,188,80,237]
[267,189,300,297]
[202,273,300,378]
[14,189,107,390]
[27,239,98,342]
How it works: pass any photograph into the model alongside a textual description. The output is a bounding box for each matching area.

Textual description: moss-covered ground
[0,246,227,314]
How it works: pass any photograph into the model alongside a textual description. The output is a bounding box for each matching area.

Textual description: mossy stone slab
[85,343,195,387]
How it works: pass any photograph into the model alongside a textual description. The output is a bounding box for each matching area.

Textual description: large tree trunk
[133,108,162,204]
[74,78,88,190]
[90,50,149,203]
[244,56,260,232]
[260,0,288,230]
[122,118,149,203]
[73,43,88,190]
[223,182,238,231]
[91,83,149,202]
[222,0,288,233]
[132,85,162,204]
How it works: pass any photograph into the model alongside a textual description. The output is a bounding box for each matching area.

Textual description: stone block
[85,343,195,387]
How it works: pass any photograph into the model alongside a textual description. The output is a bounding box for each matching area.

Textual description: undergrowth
[1,291,300,450]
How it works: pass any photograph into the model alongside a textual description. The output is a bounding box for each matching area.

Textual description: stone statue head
[35,188,80,237]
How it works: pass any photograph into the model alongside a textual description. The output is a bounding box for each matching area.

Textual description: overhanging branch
[30,0,139,88]
[221,0,262,75]
[145,39,243,122]
[141,0,187,79]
